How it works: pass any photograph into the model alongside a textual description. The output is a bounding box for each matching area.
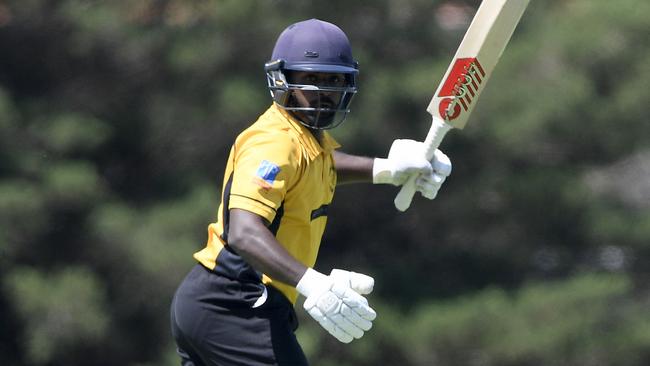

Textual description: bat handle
[394,117,452,212]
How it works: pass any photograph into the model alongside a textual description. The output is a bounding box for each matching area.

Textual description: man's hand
[296,268,377,343]
[329,269,374,295]
[373,139,451,199]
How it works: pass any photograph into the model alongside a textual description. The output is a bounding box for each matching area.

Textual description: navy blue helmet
[265,19,359,129]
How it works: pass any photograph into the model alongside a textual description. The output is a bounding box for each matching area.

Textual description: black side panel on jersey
[268,203,285,236]
[310,204,329,220]
[214,173,286,284]
[220,172,234,243]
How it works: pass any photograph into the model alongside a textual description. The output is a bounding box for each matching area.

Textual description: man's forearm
[228,209,307,287]
[332,150,374,185]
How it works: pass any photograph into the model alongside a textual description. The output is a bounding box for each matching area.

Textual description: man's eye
[330,76,347,86]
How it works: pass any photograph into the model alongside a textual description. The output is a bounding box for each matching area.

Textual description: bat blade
[429,0,530,129]
[394,0,530,211]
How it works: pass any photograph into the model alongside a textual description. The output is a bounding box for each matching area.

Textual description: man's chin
[290,110,336,129]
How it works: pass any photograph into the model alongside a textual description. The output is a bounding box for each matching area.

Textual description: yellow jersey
[193,103,340,304]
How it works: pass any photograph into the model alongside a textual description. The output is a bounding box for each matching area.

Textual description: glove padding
[329,269,374,295]
[297,268,377,343]
[373,139,452,200]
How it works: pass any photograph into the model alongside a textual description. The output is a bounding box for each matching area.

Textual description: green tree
[0,0,648,365]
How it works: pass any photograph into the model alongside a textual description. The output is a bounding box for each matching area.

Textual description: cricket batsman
[170,18,452,366]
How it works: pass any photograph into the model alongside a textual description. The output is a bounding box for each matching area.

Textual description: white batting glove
[296,268,377,343]
[373,139,432,186]
[373,139,451,199]
[329,269,374,295]
[416,148,452,200]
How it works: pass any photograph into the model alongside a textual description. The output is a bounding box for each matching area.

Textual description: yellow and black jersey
[193,103,339,304]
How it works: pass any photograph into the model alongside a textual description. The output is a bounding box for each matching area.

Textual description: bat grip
[394,117,452,211]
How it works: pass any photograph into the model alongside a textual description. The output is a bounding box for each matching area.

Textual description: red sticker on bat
[438,58,486,121]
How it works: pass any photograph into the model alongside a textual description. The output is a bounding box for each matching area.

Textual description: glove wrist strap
[372,158,393,184]
[296,268,330,298]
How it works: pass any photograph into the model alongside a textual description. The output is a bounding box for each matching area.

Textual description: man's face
[284,71,349,128]
[285,71,347,108]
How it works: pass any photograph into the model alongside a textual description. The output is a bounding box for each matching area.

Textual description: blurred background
[0,0,648,365]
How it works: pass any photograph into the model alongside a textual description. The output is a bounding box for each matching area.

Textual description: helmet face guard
[266,19,360,130]
[265,60,358,129]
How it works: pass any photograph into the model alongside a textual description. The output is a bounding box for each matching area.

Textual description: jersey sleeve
[228,131,300,223]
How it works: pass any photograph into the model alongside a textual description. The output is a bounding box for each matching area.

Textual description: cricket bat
[395,0,530,211]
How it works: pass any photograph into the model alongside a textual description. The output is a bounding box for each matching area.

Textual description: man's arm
[228,208,306,286]
[332,150,373,185]
[227,207,377,343]
[334,141,452,198]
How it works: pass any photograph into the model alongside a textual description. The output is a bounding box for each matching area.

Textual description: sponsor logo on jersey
[253,160,281,190]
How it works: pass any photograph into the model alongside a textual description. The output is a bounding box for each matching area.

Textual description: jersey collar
[272,103,340,160]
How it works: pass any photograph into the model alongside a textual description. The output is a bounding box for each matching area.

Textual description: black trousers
[170,264,309,366]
